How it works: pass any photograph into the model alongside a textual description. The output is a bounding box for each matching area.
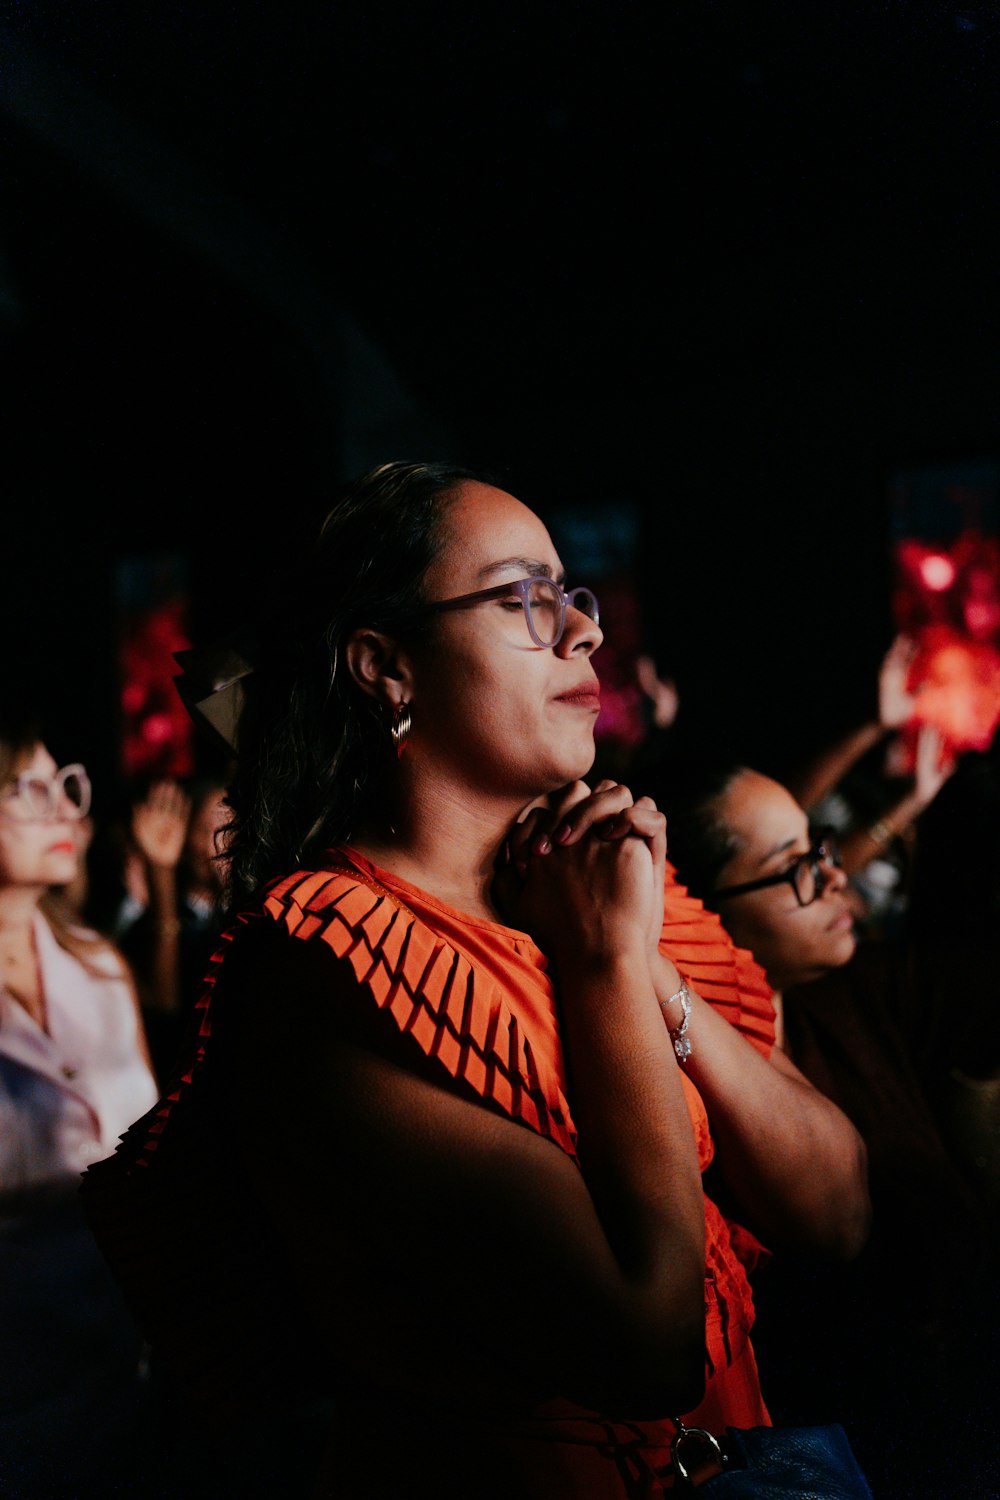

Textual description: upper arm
[225,930,706,1415]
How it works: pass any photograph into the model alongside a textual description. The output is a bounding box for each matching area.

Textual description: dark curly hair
[221,460,489,904]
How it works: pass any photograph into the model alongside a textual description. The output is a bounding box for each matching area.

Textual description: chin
[567,738,598,782]
[835,929,859,965]
[534,747,595,794]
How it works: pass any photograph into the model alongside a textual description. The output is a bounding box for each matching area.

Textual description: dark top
[749,938,1000,1500]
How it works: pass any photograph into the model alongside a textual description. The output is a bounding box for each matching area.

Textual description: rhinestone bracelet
[660,976,693,1064]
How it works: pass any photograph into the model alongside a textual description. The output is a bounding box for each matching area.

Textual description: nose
[556,602,603,657]
[819,857,848,897]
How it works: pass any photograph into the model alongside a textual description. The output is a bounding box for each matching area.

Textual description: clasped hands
[492,780,668,969]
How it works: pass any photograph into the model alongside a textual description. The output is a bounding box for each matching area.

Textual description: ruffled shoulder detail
[660,862,775,1057]
[262,866,579,1158]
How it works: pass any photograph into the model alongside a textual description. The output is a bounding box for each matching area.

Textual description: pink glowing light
[140,712,174,746]
[919,553,956,592]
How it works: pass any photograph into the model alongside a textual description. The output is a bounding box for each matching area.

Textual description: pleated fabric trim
[661,861,776,1056]
[81,858,770,1443]
[262,865,579,1157]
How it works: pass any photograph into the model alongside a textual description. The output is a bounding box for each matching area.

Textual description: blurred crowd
[1,616,998,1499]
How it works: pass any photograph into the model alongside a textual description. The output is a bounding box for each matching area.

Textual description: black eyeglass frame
[713,834,842,909]
[425,575,600,650]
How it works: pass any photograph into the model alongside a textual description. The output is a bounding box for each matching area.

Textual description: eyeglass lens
[6,767,90,820]
[794,839,840,905]
[526,580,599,647]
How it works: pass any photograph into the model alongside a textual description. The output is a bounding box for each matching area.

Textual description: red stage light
[907,625,1000,754]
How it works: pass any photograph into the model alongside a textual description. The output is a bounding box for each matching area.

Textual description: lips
[48,840,76,855]
[555,681,602,708]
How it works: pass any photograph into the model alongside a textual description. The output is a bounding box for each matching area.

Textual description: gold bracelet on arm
[866,818,896,847]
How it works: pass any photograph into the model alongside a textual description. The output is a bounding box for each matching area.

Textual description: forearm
[839,789,925,874]
[261,931,710,1414]
[143,864,181,1014]
[653,952,870,1257]
[786,721,884,813]
[560,950,706,1286]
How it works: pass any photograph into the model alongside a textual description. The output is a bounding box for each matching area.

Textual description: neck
[352,771,530,921]
[0,888,42,934]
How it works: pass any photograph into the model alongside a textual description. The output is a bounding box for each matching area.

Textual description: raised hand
[131,779,192,871]
[878,633,921,729]
[912,722,957,810]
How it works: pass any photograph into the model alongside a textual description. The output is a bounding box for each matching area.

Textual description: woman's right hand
[496,780,666,969]
[912,721,957,809]
[131,779,191,870]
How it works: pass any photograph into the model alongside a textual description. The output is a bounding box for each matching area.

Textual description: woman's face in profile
[403,480,605,803]
[712,770,857,992]
[0,743,83,892]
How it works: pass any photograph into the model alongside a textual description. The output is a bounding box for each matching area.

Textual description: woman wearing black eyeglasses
[651,757,1000,1500]
[657,767,858,1021]
[80,462,871,1499]
[0,709,160,1499]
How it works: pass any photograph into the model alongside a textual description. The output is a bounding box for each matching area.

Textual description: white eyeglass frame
[0,763,92,822]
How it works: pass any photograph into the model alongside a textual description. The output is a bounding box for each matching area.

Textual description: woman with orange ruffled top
[81,462,871,1499]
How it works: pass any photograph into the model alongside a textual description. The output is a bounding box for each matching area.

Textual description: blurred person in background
[119,775,231,1084]
[0,705,161,1499]
[649,755,1000,1500]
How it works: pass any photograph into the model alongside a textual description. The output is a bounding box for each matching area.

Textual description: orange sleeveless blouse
[83,851,775,1498]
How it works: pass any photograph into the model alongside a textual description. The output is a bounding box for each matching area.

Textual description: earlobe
[345,628,413,707]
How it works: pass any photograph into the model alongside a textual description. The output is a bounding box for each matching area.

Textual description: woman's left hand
[495,780,667,960]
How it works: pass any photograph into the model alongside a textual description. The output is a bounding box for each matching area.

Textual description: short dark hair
[223,460,487,903]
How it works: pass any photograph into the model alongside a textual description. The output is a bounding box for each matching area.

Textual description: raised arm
[786,633,919,813]
[509,781,871,1261]
[651,955,870,1259]
[130,779,192,1014]
[235,822,708,1418]
[837,721,956,875]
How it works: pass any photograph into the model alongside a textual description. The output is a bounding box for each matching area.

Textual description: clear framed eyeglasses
[427,575,600,649]
[0,763,92,822]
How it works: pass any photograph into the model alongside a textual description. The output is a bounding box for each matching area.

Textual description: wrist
[865,793,920,848]
[555,949,654,1020]
[658,976,693,1064]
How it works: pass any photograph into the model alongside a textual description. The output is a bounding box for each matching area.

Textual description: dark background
[2,1,999,796]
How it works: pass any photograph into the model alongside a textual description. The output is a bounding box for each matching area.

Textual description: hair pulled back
[637,757,748,904]
[224,460,484,904]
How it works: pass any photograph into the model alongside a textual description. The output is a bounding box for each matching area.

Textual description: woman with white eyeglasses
[81,462,871,1499]
[0,709,159,1499]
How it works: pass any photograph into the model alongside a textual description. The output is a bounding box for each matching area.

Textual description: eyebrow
[754,834,805,870]
[476,557,566,585]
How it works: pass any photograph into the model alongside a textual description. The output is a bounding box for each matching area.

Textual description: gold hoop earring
[390,701,412,757]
